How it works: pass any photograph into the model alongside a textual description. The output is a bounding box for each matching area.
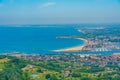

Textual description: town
[0,52,120,80]
[79,26,120,52]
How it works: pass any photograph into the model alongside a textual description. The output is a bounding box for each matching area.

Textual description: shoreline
[52,38,87,52]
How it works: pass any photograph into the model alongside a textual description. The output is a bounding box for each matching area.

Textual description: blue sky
[0,0,120,24]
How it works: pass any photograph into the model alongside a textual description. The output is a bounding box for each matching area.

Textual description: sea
[0,25,120,55]
[0,25,84,54]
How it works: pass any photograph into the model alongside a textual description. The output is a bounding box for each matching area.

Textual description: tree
[50,75,58,80]
[37,68,42,73]
[72,73,81,77]
[22,71,31,80]
[0,67,23,80]
[45,74,51,79]
[81,77,91,80]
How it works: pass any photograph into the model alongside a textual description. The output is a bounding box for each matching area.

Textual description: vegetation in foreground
[1,54,120,80]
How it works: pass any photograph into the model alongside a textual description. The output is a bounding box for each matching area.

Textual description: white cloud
[41,2,56,8]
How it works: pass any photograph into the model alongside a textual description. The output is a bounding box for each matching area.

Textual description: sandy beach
[52,38,87,52]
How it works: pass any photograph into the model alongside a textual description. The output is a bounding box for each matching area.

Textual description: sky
[0,0,120,24]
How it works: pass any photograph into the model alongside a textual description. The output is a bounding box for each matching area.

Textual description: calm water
[0,26,84,54]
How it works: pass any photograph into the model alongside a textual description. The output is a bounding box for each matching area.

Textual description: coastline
[52,38,87,52]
